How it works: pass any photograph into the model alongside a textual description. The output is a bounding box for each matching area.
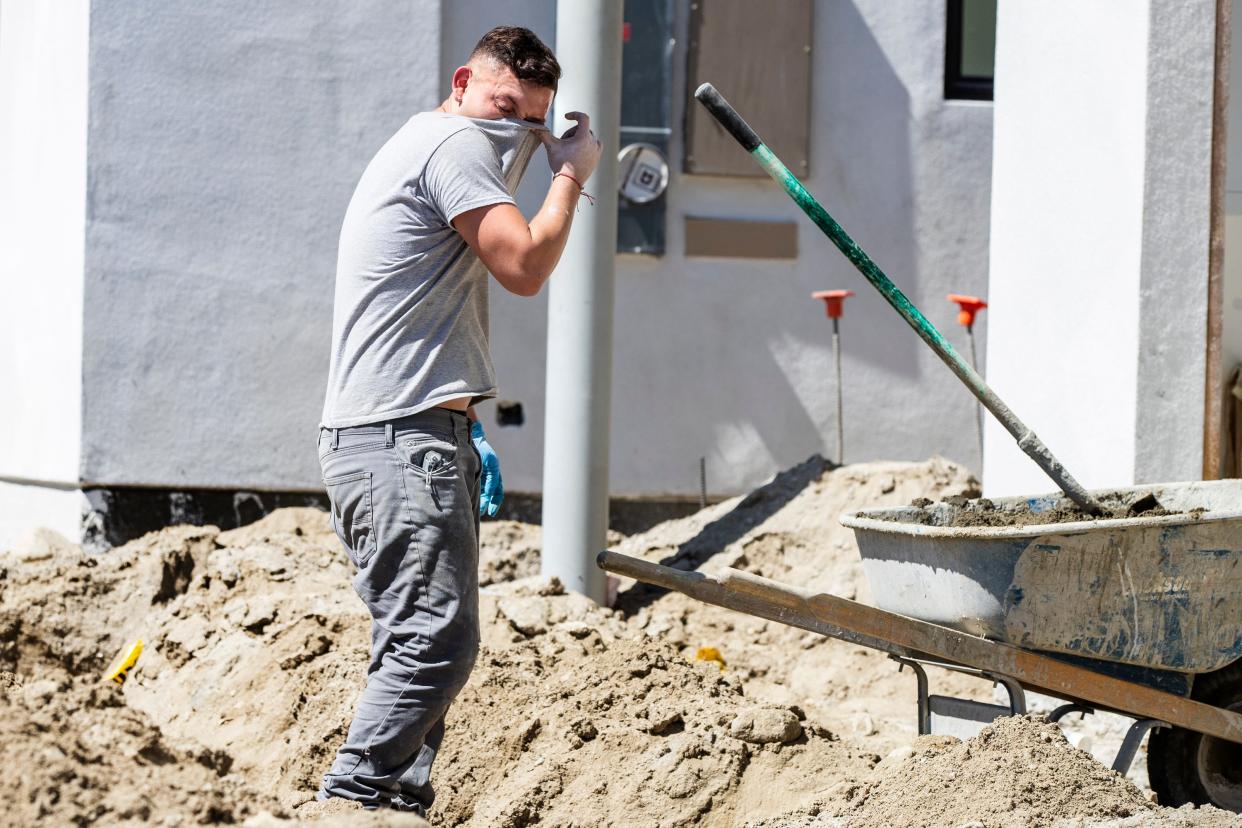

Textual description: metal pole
[541,0,623,603]
[967,326,983,465]
[832,317,844,464]
[698,456,707,510]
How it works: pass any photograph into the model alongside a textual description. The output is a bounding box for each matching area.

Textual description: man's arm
[452,177,583,297]
[453,112,602,298]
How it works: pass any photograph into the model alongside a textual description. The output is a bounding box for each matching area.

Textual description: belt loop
[385,422,394,448]
[330,427,339,450]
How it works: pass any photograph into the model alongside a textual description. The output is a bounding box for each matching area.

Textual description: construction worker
[315,26,601,814]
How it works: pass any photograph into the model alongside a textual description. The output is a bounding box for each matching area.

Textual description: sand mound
[434,635,875,827]
[1,673,265,825]
[752,715,1242,828]
[2,456,1238,826]
[612,455,988,751]
[839,715,1152,827]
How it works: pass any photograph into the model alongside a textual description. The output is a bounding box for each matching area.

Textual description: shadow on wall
[739,0,921,477]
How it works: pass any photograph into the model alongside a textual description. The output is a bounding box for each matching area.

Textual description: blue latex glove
[471,420,504,517]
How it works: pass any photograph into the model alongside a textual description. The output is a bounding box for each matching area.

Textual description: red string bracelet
[553,172,596,208]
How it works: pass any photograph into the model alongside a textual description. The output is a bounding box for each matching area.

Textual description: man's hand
[542,111,603,184]
[470,420,504,517]
[453,111,603,298]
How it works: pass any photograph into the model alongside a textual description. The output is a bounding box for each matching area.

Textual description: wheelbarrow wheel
[1147,658,1242,812]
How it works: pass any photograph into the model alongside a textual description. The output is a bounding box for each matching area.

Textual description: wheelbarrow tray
[840,480,1242,673]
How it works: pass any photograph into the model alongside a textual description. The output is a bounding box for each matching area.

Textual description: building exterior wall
[447,0,994,497]
[1221,1,1242,440]
[1133,0,1215,483]
[4,1,996,542]
[0,0,89,485]
[0,0,90,546]
[984,0,1216,497]
[79,0,441,490]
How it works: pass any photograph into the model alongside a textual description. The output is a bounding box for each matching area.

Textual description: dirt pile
[751,715,1242,828]
[610,455,989,750]
[2,456,1237,826]
[841,715,1152,827]
[435,633,875,827]
[0,673,262,825]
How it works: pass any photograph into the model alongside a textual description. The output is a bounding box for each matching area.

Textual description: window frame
[945,0,995,102]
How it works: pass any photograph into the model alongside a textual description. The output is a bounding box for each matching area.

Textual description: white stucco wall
[0,0,90,544]
[984,0,1215,497]
[79,0,441,490]
[1133,0,1214,483]
[984,2,1148,497]
[447,0,994,497]
[0,0,89,485]
[1222,3,1242,393]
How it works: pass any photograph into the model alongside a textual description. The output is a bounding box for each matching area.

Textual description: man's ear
[451,66,472,103]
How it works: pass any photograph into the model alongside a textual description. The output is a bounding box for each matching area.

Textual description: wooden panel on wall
[684,217,798,259]
[685,0,813,178]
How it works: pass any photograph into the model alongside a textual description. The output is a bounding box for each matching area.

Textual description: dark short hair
[470,26,561,91]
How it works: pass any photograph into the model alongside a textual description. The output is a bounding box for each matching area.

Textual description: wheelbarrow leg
[989,672,1028,715]
[1047,705,1167,776]
[1049,702,1095,722]
[894,656,932,735]
[893,656,1029,736]
[1112,718,1168,775]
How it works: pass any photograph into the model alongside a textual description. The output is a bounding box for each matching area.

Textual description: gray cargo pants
[316,408,481,813]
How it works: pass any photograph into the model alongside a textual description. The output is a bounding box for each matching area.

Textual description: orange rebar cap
[947,293,988,328]
[812,290,854,319]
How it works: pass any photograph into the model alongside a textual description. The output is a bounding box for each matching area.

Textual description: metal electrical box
[685,0,813,178]
[617,0,674,255]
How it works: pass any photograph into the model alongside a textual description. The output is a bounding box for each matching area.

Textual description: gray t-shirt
[322,112,544,428]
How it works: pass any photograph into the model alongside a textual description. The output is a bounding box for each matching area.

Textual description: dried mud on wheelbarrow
[897,491,1200,528]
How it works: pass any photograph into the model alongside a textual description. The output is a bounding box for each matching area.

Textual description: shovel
[694,83,1103,515]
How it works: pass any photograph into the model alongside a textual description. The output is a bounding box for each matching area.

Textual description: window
[945,0,996,101]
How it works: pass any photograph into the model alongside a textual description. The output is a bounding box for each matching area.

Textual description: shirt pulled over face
[322,113,547,428]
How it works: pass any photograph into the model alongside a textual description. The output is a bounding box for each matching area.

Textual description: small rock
[849,713,876,737]
[242,598,277,632]
[646,708,683,735]
[878,475,896,494]
[556,621,594,639]
[534,577,565,597]
[729,706,802,744]
[6,527,78,563]
[222,599,248,626]
[569,719,598,742]
[22,679,59,706]
[497,597,548,637]
[912,734,960,755]
[875,744,915,771]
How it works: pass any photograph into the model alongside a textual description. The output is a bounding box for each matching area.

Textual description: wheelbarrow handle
[693,83,1104,516]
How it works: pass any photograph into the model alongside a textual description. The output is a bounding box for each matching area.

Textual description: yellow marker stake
[694,646,727,672]
[103,639,143,685]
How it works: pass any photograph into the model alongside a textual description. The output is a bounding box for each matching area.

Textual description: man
[316,26,601,813]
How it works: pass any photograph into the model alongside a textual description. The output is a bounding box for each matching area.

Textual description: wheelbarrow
[600,476,1242,812]
[839,479,1242,811]
[622,84,1242,810]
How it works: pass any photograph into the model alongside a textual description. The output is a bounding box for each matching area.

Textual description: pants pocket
[324,470,377,567]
